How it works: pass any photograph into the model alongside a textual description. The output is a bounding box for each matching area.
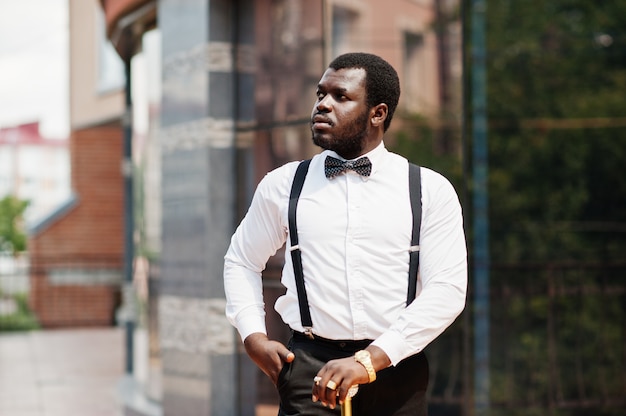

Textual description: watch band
[354,350,377,383]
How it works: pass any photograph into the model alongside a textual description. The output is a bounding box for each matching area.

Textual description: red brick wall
[29,273,120,327]
[29,123,125,327]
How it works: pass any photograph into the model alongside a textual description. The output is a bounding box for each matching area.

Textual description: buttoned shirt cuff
[371,330,414,367]
[235,314,267,342]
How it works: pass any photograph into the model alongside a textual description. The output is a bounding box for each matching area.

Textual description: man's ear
[371,104,388,128]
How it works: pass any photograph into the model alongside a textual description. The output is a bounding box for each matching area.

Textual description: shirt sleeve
[223,165,292,341]
[371,169,468,365]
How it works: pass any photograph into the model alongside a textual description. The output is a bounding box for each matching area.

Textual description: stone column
[158,0,256,414]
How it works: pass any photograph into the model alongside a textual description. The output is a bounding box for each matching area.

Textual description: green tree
[486,0,626,265]
[391,1,626,413]
[482,1,626,414]
[0,195,29,255]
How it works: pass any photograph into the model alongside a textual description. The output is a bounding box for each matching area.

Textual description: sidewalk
[0,328,280,416]
[0,328,124,416]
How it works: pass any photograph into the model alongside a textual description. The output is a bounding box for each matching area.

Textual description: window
[95,7,125,93]
[403,31,426,114]
[331,6,358,58]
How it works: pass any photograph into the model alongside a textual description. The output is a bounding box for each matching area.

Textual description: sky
[0,0,69,139]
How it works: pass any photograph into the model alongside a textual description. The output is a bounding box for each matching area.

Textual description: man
[224,52,467,415]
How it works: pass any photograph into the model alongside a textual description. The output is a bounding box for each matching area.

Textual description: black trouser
[277,332,428,416]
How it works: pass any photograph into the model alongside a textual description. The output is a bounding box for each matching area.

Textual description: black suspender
[287,159,422,334]
[288,159,314,333]
[407,162,422,305]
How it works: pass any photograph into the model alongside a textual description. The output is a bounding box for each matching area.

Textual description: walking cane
[341,385,359,416]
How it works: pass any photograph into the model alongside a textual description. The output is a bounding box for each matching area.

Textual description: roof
[0,122,67,146]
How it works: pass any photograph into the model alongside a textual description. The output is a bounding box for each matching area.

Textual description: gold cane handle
[341,385,359,416]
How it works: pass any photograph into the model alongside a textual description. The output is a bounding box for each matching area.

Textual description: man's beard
[311,110,369,158]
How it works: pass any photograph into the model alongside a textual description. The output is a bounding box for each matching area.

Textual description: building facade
[26,0,130,328]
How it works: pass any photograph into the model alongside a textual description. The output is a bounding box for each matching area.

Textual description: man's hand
[244,332,295,385]
[312,345,391,409]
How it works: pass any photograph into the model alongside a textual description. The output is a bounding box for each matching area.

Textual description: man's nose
[316,95,332,111]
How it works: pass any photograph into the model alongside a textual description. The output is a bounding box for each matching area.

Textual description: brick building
[27,123,124,327]
[27,0,127,328]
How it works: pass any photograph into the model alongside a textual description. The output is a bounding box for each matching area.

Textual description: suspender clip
[304,327,314,339]
[409,245,420,253]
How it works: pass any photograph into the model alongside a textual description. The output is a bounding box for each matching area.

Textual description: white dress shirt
[224,142,467,365]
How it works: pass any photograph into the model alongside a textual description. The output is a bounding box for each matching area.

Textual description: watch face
[356,350,369,360]
[355,350,376,382]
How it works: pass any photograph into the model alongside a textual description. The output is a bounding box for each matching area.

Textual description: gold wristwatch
[354,350,377,383]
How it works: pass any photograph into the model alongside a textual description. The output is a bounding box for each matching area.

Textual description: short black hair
[328,52,400,132]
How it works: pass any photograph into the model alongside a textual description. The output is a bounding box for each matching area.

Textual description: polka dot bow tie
[324,155,372,179]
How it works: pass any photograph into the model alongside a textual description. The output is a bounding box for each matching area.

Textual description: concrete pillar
[157,0,256,414]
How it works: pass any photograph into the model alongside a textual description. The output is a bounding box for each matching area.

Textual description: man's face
[310,67,371,159]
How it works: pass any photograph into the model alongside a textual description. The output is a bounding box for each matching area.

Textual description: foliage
[0,195,29,255]
[0,292,40,332]
[392,115,464,189]
[392,1,626,413]
[480,0,626,413]
[485,0,626,265]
